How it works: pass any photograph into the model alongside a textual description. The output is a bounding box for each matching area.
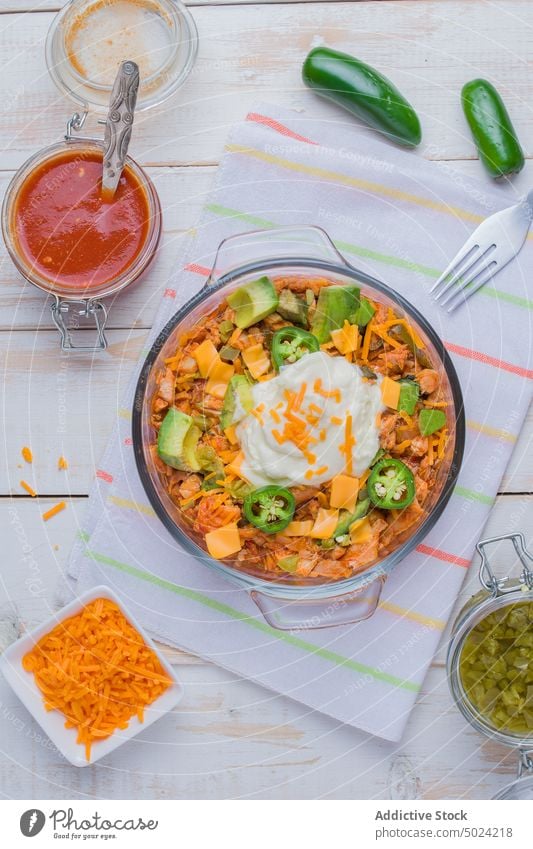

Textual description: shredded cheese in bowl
[22,598,172,761]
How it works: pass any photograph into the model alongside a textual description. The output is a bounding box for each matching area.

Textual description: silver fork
[431,190,533,312]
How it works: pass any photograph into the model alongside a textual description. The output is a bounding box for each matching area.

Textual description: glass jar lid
[493,775,533,800]
[45,0,198,111]
[493,751,533,799]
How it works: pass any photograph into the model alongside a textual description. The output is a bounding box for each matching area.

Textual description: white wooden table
[1,0,532,800]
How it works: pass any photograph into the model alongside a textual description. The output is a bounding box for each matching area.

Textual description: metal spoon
[101,60,140,201]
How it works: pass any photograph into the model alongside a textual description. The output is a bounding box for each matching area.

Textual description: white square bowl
[0,585,183,766]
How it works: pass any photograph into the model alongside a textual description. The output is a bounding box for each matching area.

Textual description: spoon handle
[101,60,140,201]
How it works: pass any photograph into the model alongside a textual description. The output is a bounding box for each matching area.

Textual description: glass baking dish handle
[207,225,347,285]
[51,297,108,351]
[249,576,385,631]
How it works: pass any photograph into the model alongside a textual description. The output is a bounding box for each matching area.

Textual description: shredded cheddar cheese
[22,598,172,762]
[42,502,66,521]
[20,480,37,497]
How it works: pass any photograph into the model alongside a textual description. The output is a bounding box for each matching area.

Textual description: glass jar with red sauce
[2,124,161,350]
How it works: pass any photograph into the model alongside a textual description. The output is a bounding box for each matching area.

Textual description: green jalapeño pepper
[368,458,415,510]
[243,486,296,534]
[302,47,422,148]
[462,79,524,178]
[271,327,320,371]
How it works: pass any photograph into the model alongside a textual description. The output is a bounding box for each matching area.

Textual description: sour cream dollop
[236,351,384,487]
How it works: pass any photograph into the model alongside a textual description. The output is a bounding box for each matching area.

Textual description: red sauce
[14,149,150,290]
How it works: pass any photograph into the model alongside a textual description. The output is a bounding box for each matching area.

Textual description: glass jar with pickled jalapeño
[447,532,533,799]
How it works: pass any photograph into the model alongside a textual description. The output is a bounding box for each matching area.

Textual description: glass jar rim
[447,591,533,749]
[45,0,198,112]
[1,137,162,301]
[58,0,181,92]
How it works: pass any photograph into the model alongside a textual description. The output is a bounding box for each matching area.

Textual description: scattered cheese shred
[250,407,265,426]
[228,327,243,347]
[381,318,425,349]
[22,598,173,762]
[20,480,37,497]
[58,456,68,470]
[304,464,328,480]
[314,378,342,403]
[394,439,412,454]
[225,451,246,480]
[361,319,374,362]
[340,413,356,475]
[42,501,66,522]
[21,446,33,463]
[293,381,307,411]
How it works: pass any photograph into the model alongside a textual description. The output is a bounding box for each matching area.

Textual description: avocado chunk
[419,408,446,436]
[157,408,202,472]
[196,444,224,477]
[310,284,360,343]
[218,319,234,342]
[398,379,420,415]
[277,554,299,573]
[226,276,279,329]
[277,289,309,327]
[351,296,375,328]
[220,374,254,430]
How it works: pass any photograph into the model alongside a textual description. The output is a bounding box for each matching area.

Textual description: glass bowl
[132,227,465,629]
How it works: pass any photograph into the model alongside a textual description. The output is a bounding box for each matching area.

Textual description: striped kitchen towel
[67,104,533,741]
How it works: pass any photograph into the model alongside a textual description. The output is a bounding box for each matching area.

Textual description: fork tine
[432,245,487,301]
[434,243,496,303]
[430,244,478,295]
[441,260,498,311]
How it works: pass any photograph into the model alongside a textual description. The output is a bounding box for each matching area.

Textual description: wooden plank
[1,0,375,13]
[1,493,529,799]
[0,327,532,494]
[0,328,147,495]
[1,656,514,799]
[0,2,532,169]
